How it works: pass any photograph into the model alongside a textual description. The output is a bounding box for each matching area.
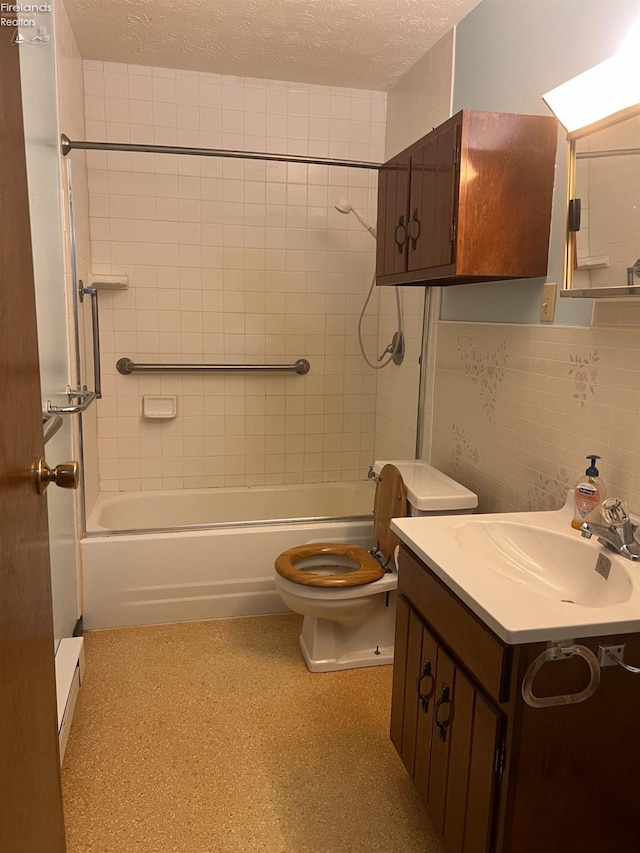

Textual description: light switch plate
[540,282,557,322]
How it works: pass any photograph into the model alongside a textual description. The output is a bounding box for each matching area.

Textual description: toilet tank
[371,460,478,516]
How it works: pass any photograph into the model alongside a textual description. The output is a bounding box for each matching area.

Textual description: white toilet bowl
[274,568,397,672]
[274,460,478,673]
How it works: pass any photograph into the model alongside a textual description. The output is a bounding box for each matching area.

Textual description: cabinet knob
[408,209,421,250]
[434,682,451,742]
[394,215,407,254]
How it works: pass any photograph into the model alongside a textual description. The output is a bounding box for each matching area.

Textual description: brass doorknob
[33,457,80,494]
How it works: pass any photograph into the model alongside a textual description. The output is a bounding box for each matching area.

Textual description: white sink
[390,496,640,643]
[455,520,632,608]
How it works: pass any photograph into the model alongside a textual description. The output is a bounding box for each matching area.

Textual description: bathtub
[81,481,375,630]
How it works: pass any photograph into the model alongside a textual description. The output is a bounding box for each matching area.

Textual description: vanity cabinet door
[390,596,438,780]
[429,648,502,853]
[412,622,438,806]
[391,597,503,853]
[390,595,410,756]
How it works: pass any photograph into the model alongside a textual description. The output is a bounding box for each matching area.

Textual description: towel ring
[521,642,600,708]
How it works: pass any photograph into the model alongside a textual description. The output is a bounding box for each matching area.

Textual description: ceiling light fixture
[542,19,640,136]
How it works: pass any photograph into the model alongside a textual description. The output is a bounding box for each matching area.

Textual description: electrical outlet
[540,282,557,322]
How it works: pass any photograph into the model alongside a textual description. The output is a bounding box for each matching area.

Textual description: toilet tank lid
[372,460,478,511]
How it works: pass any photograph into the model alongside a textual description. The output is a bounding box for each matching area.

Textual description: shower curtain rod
[60,134,381,170]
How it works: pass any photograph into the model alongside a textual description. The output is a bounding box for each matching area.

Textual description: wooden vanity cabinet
[376,110,558,287]
[392,544,640,853]
[392,597,502,853]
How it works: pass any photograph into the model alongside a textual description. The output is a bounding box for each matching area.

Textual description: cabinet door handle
[434,682,451,742]
[394,215,407,254]
[408,208,421,250]
[416,658,434,712]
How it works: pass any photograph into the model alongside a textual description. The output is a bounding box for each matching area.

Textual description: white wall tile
[86,60,387,490]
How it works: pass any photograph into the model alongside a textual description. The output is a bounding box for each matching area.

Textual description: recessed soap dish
[142,396,177,419]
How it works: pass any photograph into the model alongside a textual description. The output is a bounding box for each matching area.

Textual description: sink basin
[391,499,640,643]
[456,520,632,608]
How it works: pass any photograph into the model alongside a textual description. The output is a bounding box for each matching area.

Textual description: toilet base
[297,591,396,673]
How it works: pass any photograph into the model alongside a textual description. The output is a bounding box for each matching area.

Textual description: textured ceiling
[63,0,481,91]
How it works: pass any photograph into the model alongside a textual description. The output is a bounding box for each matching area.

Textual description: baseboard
[55,637,85,764]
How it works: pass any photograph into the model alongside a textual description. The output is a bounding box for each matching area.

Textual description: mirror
[564,108,640,295]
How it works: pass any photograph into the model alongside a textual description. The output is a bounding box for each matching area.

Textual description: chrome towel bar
[116,358,311,376]
[43,414,63,445]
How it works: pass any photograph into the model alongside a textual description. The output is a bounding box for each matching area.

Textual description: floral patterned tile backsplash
[431,321,640,515]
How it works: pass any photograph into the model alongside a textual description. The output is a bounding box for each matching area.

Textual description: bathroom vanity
[375,110,558,287]
[390,508,640,853]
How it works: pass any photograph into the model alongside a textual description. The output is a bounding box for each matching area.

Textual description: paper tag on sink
[595,553,611,580]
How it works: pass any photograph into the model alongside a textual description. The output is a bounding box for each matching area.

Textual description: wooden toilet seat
[275,543,384,587]
[275,465,407,588]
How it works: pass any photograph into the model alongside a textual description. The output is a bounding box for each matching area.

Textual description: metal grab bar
[83,286,102,399]
[116,357,311,376]
[47,283,103,414]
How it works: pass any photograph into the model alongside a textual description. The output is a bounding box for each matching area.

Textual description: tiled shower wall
[431,320,640,516]
[84,61,386,491]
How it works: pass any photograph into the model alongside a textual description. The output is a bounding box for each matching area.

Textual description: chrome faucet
[580,497,640,561]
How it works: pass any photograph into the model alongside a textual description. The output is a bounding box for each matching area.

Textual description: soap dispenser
[571,455,606,530]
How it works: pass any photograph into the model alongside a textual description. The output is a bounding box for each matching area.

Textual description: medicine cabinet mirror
[562,107,640,297]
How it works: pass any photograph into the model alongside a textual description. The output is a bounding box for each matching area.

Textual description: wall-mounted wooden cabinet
[376,110,558,287]
[392,544,640,852]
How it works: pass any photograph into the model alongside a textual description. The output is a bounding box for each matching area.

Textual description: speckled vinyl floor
[62,614,444,853]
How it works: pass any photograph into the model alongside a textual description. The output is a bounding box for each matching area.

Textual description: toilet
[274,460,478,673]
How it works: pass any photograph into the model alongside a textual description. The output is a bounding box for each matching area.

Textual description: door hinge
[450,218,457,245]
[495,738,507,784]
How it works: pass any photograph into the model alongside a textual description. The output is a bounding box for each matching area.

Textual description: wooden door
[375,154,410,277]
[0,28,67,853]
[408,120,459,272]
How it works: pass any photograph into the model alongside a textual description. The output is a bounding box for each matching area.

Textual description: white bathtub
[81,481,375,630]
